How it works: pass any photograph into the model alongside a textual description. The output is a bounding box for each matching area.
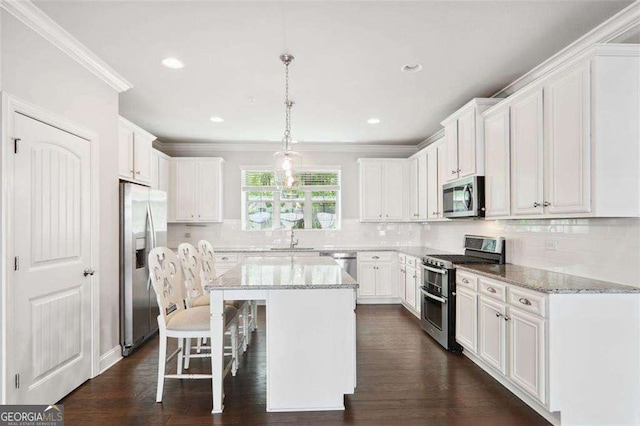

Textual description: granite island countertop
[456,263,640,294]
[204,256,359,291]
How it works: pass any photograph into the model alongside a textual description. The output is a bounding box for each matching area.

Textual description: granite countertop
[194,246,454,259]
[204,256,359,291]
[456,264,640,294]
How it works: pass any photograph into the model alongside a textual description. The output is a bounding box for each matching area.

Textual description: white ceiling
[36,1,632,145]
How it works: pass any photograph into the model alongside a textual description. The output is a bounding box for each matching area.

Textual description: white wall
[421,218,640,288]
[1,12,121,357]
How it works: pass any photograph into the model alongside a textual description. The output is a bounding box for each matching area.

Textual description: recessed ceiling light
[209,116,224,123]
[401,63,423,73]
[367,118,381,124]
[161,57,184,69]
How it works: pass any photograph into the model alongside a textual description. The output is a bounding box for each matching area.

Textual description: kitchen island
[205,256,358,413]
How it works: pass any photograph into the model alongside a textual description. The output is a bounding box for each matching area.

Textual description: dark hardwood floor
[61,305,549,425]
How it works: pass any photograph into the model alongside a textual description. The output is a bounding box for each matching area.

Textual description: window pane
[313,202,337,229]
[246,201,273,230]
[280,201,304,229]
[312,190,337,200]
[245,171,275,186]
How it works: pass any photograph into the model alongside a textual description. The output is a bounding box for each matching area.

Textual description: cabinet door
[360,162,383,221]
[150,150,160,189]
[456,109,477,178]
[484,109,511,217]
[408,158,419,220]
[397,265,406,301]
[134,133,154,185]
[544,64,591,214]
[174,160,197,221]
[511,89,544,215]
[414,268,422,314]
[357,262,377,297]
[508,307,546,403]
[455,287,478,354]
[479,297,507,374]
[375,262,395,296]
[196,161,222,222]
[443,121,459,183]
[158,155,169,192]
[404,267,417,308]
[118,124,134,179]
[426,148,440,219]
[436,141,447,218]
[384,162,405,221]
[417,154,428,220]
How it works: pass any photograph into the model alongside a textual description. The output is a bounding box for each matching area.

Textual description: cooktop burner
[422,235,506,269]
[427,255,498,264]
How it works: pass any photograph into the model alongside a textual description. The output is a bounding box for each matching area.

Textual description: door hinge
[14,256,19,271]
[13,138,21,154]
[15,374,20,389]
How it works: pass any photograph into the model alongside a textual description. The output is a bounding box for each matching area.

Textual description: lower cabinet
[214,253,239,278]
[356,252,397,302]
[455,287,478,353]
[479,296,507,374]
[404,265,417,309]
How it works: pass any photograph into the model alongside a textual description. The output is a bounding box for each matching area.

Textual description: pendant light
[273,53,302,199]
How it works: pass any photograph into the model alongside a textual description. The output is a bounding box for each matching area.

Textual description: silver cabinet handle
[457,168,461,172]
[372,256,380,260]
[135,171,141,175]
[533,202,541,207]
[487,287,496,293]
[519,297,532,306]
[462,278,469,284]
[543,201,551,207]
[495,312,503,318]
[432,212,438,215]
[451,170,457,175]
[83,268,95,277]
[504,315,511,321]
[221,257,229,261]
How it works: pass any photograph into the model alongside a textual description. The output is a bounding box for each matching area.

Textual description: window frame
[241,166,342,231]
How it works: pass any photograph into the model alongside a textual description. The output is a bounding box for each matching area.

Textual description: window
[242,168,340,231]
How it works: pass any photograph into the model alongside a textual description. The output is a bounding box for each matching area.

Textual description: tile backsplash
[421,218,640,288]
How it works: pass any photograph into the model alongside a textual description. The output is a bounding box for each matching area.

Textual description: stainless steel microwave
[442,176,485,219]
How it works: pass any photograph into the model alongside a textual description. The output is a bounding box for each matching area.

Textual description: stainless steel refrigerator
[120,182,167,356]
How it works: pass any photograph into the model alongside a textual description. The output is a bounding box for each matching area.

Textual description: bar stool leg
[156,330,167,402]
[184,338,192,370]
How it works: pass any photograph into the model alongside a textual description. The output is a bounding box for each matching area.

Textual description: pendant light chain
[283,56,293,150]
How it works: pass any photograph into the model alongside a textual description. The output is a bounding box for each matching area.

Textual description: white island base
[207,257,358,414]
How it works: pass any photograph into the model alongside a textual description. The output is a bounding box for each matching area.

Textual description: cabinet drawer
[508,287,547,318]
[215,253,238,263]
[398,253,407,264]
[358,252,393,262]
[479,278,507,302]
[406,256,418,268]
[456,271,478,291]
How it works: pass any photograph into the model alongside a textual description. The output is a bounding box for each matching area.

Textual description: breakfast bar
[205,256,359,413]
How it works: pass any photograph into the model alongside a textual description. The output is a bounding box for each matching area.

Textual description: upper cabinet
[482,45,639,219]
[150,149,170,192]
[168,158,224,223]
[118,116,155,186]
[441,98,502,183]
[358,159,406,222]
[407,154,428,221]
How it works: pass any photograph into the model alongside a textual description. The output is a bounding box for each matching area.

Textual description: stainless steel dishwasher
[320,251,357,280]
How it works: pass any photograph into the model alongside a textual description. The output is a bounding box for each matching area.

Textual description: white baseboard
[99,345,123,374]
[356,297,401,304]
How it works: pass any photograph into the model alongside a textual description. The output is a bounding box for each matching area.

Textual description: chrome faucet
[289,228,299,249]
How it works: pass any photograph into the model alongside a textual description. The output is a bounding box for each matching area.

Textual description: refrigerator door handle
[146,204,156,291]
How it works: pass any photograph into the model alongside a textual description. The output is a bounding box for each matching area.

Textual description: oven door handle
[422,265,448,275]
[421,288,447,304]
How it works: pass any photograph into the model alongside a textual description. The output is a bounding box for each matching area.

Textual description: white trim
[357,297,402,305]
[0,0,132,93]
[0,93,101,403]
[99,345,123,374]
[119,116,156,141]
[415,128,445,152]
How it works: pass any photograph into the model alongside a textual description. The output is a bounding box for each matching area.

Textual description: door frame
[0,93,101,403]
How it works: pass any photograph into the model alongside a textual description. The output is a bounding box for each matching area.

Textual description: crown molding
[415,128,444,152]
[0,0,133,93]
[492,1,639,98]
[154,140,418,157]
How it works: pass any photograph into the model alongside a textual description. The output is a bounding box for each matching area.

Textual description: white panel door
[443,121,459,183]
[426,148,440,219]
[417,154,428,220]
[384,162,405,221]
[12,113,93,404]
[511,89,544,215]
[196,161,222,222]
[414,268,422,314]
[436,142,447,218]
[397,264,406,301]
[157,155,169,192]
[404,267,417,308]
[544,64,591,214]
[118,124,134,179]
[150,150,160,189]
[407,158,419,220]
[357,262,377,297]
[375,262,394,297]
[133,133,153,185]
[174,160,197,221]
[508,307,546,403]
[484,109,511,217]
[479,297,507,374]
[360,162,383,221]
[455,287,478,354]
[456,109,476,178]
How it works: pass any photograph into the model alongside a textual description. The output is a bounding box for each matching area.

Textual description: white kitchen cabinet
[356,252,397,302]
[455,286,478,354]
[543,63,590,214]
[118,116,155,186]
[169,157,224,223]
[483,106,511,218]
[151,149,170,191]
[426,145,440,220]
[441,98,501,183]
[403,262,421,313]
[358,159,406,222]
[417,153,428,220]
[507,306,546,403]
[479,296,507,374]
[408,157,419,220]
[510,89,544,216]
[214,253,239,278]
[397,254,406,301]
